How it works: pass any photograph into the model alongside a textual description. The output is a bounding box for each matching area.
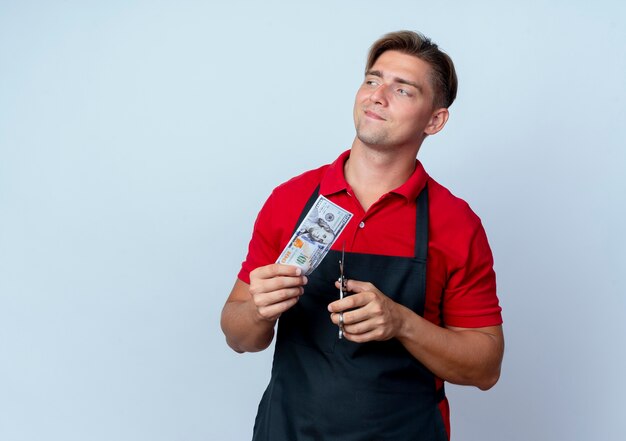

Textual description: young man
[221,31,504,441]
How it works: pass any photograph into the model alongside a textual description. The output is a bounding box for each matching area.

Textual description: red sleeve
[235,166,328,285]
[442,220,502,328]
[237,191,283,285]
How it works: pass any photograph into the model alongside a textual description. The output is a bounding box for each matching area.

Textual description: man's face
[353,50,440,149]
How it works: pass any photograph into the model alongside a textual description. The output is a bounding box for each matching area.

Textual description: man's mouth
[364,109,386,121]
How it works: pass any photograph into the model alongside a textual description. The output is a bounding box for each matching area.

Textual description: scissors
[338,243,346,339]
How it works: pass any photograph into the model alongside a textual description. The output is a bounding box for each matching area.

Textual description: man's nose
[369,84,389,106]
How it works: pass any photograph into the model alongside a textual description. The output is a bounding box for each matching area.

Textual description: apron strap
[414,185,429,262]
[291,184,321,235]
[435,384,446,402]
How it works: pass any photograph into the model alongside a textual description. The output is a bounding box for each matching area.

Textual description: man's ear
[424,108,449,136]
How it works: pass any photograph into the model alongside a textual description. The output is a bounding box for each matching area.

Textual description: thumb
[341,279,376,294]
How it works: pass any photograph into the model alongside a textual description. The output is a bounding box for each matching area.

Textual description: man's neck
[344,139,421,211]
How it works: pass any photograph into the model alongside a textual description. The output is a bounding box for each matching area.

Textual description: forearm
[220,299,276,353]
[396,305,504,390]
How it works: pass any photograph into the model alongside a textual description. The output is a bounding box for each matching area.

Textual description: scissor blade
[340,243,345,276]
[339,243,345,299]
[338,243,346,340]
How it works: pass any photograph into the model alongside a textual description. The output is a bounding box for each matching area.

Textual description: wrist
[394,304,418,341]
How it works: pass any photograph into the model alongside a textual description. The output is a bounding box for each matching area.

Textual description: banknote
[276,195,353,275]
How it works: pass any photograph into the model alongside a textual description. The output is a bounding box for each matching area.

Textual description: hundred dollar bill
[276,195,353,275]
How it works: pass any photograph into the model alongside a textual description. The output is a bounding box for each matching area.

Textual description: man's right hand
[249,264,308,322]
[221,264,307,353]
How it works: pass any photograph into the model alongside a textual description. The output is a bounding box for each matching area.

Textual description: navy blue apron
[252,185,447,441]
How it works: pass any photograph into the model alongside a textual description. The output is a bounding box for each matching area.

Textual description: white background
[1,1,625,440]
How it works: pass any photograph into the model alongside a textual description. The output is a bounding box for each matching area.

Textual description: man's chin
[356,135,393,149]
[356,130,389,147]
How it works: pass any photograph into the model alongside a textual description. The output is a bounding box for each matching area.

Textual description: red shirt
[238,150,502,437]
[239,149,503,329]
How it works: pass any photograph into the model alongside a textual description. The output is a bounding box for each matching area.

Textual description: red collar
[319,149,429,201]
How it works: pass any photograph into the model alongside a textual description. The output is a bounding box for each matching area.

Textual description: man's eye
[366,80,378,86]
[398,88,410,96]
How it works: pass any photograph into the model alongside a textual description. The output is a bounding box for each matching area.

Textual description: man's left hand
[328,279,407,342]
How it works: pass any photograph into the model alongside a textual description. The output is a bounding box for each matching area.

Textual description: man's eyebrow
[365,69,423,92]
[366,69,384,78]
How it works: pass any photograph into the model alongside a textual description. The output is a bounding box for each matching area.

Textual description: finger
[251,274,308,295]
[342,316,381,335]
[342,328,383,343]
[329,312,345,326]
[342,316,390,340]
[251,263,303,280]
[257,297,300,321]
[333,279,379,296]
[329,307,371,326]
[327,292,373,313]
[343,279,378,294]
[253,287,304,307]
